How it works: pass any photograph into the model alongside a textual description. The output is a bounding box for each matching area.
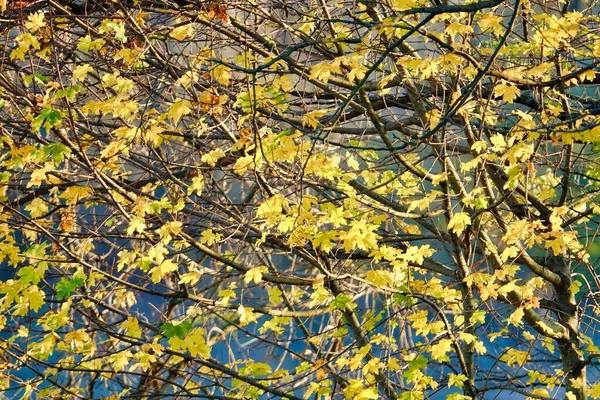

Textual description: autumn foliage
[2,0,600,399]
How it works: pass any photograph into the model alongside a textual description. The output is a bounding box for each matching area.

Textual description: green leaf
[31,107,62,132]
[55,277,85,300]
[329,294,355,311]
[17,266,45,285]
[160,321,193,339]
[42,143,71,164]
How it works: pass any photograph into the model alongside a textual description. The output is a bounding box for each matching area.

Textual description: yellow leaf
[156,221,182,243]
[447,212,471,236]
[200,229,223,245]
[272,74,295,92]
[170,24,195,41]
[365,270,394,288]
[179,270,202,285]
[100,139,129,160]
[0,0,6,13]
[245,266,269,284]
[490,134,506,152]
[357,388,378,399]
[507,307,525,327]
[201,148,226,167]
[579,69,596,83]
[310,62,341,83]
[233,155,255,176]
[391,0,418,11]
[589,382,600,399]
[211,64,231,85]
[429,338,453,362]
[109,351,133,372]
[64,329,91,350]
[527,62,553,79]
[237,305,257,325]
[126,217,146,235]
[494,83,521,103]
[121,317,142,339]
[25,198,49,218]
[448,373,468,388]
[175,70,198,88]
[446,22,474,37]
[25,12,46,32]
[149,259,178,283]
[24,285,45,313]
[426,109,442,130]
[167,99,192,124]
[59,186,94,206]
[187,174,205,195]
[256,194,288,220]
[478,12,504,35]
[268,287,283,305]
[77,35,105,52]
[27,163,54,188]
[471,140,487,153]
[302,109,327,129]
[500,348,529,367]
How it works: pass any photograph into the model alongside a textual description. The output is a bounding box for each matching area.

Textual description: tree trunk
[550,256,586,399]
[560,342,586,400]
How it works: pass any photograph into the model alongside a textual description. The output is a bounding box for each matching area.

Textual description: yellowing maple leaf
[302,109,327,129]
[187,174,205,195]
[233,155,255,176]
[100,139,129,160]
[341,219,380,251]
[25,285,45,312]
[64,329,91,350]
[149,259,178,283]
[579,69,596,83]
[109,351,133,372]
[429,338,453,362]
[245,265,269,284]
[156,221,182,243]
[365,270,394,288]
[27,163,54,188]
[200,229,223,245]
[268,286,283,305]
[448,373,468,388]
[237,305,257,325]
[356,387,378,400]
[527,62,553,79]
[121,317,142,339]
[179,270,202,285]
[588,382,600,399]
[447,212,471,236]
[77,35,106,52]
[494,83,521,103]
[256,194,288,219]
[390,0,418,11]
[446,22,474,37]
[25,12,45,32]
[272,75,295,92]
[126,217,146,235]
[167,99,192,123]
[25,198,49,218]
[170,24,195,41]
[478,12,504,35]
[201,148,226,166]
[59,186,94,205]
[211,64,231,85]
[507,307,525,327]
[310,62,341,83]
